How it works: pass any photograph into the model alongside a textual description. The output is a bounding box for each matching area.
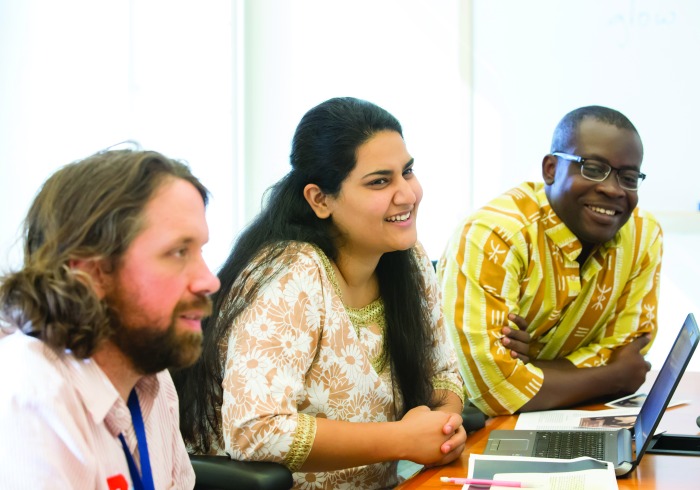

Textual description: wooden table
[398,371,700,489]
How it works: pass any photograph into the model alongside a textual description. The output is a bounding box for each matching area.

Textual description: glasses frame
[551,151,646,191]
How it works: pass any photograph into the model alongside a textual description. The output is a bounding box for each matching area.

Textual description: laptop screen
[633,313,699,462]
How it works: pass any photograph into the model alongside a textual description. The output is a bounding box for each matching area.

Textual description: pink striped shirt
[0,331,195,489]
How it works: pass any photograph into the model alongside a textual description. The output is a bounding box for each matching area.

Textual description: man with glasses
[437,106,662,416]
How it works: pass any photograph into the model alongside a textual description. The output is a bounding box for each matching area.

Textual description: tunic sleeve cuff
[433,378,466,405]
[283,412,317,472]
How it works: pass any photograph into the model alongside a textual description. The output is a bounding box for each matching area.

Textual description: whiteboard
[471,0,699,214]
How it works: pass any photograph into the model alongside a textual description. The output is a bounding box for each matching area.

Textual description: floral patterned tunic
[217,241,464,489]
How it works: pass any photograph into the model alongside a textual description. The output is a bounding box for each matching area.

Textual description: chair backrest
[190,455,293,490]
[462,404,487,433]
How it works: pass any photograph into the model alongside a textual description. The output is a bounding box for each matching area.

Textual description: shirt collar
[67,355,120,426]
[534,183,622,262]
[67,355,161,437]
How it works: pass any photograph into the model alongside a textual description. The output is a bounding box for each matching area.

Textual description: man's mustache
[174,295,213,318]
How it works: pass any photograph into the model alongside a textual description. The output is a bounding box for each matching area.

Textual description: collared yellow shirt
[438,182,663,416]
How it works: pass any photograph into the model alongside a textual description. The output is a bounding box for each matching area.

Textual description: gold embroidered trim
[284,412,317,472]
[345,301,388,374]
[313,246,387,372]
[346,300,385,330]
[314,246,385,333]
[433,379,466,404]
[314,247,341,297]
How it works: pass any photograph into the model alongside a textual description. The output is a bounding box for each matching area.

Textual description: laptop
[483,313,700,476]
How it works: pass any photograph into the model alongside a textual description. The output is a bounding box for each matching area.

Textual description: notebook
[483,312,700,476]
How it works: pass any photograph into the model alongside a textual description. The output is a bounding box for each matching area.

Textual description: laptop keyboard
[533,431,606,460]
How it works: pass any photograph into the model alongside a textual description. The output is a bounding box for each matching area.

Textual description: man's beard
[105,293,212,375]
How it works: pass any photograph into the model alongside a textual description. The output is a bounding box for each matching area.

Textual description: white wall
[2,0,698,373]
[471,0,700,211]
[241,0,472,260]
[471,0,700,371]
[1,0,470,271]
[0,0,239,273]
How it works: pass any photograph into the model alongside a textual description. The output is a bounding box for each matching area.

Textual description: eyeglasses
[552,152,646,191]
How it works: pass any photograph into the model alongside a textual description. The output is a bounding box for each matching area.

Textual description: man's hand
[501,313,532,363]
[607,335,652,395]
[519,334,652,413]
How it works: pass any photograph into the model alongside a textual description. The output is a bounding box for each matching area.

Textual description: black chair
[190,455,293,490]
[462,403,487,433]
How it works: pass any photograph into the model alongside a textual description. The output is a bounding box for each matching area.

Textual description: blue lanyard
[118,390,155,490]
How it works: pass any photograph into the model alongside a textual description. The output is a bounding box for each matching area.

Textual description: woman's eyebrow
[361,158,415,179]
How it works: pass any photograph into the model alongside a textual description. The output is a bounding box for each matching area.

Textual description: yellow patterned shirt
[437,182,663,416]
[218,241,463,489]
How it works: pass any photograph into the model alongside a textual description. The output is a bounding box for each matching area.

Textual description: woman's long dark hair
[173,97,438,453]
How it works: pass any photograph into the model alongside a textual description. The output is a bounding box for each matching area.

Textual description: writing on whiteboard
[607,0,676,47]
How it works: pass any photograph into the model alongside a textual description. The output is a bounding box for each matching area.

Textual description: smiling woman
[172,97,466,490]
[303,130,423,274]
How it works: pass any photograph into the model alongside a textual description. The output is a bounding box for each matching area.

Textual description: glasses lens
[580,161,610,181]
[617,170,642,190]
[578,159,642,190]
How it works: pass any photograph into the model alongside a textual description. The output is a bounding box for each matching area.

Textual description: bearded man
[0,148,220,489]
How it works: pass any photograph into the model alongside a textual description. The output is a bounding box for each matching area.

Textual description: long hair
[174,97,439,453]
[0,148,208,358]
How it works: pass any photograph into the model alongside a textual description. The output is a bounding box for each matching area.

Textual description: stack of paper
[467,454,618,490]
[514,408,639,431]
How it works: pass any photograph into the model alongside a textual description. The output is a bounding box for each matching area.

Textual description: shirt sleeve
[413,243,465,404]
[565,221,663,367]
[439,221,544,416]
[220,246,324,471]
[0,375,100,489]
[158,371,196,490]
